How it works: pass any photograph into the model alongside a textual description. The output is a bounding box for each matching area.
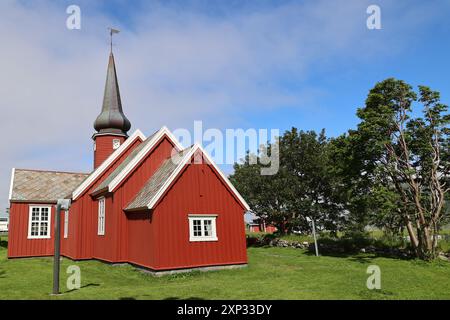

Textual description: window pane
[204,220,212,236]
[41,211,49,221]
[40,222,48,236]
[193,220,201,237]
[31,222,39,236]
[32,208,39,221]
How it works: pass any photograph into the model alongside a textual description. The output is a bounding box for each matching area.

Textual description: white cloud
[0,0,448,212]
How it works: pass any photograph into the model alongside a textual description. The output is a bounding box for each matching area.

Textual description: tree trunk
[405,219,419,248]
[416,226,435,260]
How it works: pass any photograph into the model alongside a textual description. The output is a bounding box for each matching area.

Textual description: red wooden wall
[8,203,65,258]
[94,135,126,169]
[61,136,143,260]
[95,136,178,263]
[8,134,248,273]
[127,155,247,271]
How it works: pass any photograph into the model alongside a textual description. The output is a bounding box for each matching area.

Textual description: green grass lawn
[1,235,450,300]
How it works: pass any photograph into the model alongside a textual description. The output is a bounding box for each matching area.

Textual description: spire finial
[108,27,120,53]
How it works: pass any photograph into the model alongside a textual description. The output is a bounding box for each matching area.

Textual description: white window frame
[27,205,52,239]
[98,197,105,236]
[188,214,218,242]
[63,210,69,239]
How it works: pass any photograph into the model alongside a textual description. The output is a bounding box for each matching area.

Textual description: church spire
[93,52,131,138]
[92,47,132,169]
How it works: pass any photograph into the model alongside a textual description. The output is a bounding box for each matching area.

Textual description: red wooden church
[7,52,250,273]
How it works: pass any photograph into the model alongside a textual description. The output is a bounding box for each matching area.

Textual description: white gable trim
[72,129,146,200]
[108,126,183,193]
[146,145,198,209]
[146,144,250,211]
[199,145,250,211]
[8,168,15,201]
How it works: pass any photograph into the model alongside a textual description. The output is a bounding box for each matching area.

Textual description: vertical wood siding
[8,202,55,257]
[127,156,247,270]
[107,136,176,263]
[64,137,143,260]
[94,135,126,169]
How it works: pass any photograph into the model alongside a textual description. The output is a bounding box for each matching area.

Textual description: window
[112,139,121,150]
[63,210,69,239]
[188,215,218,242]
[28,206,52,239]
[98,197,105,235]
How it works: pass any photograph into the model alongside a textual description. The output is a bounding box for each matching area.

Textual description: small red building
[245,213,277,233]
[7,52,250,273]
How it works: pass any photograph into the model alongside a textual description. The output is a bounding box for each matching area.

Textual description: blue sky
[0,0,449,214]
[94,0,450,136]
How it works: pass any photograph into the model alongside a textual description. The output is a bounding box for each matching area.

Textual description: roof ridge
[14,168,90,175]
[126,144,250,211]
[105,127,183,193]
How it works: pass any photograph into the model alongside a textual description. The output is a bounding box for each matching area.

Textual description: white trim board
[146,143,250,211]
[72,129,146,200]
[8,168,15,201]
[108,126,183,193]
[27,205,52,239]
[188,215,218,242]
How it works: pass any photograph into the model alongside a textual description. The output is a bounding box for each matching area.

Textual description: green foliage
[332,78,449,260]
[231,128,345,234]
[232,77,448,261]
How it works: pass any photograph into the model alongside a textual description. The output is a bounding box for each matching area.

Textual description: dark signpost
[52,199,71,295]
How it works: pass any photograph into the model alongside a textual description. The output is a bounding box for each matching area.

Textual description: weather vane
[108,27,120,53]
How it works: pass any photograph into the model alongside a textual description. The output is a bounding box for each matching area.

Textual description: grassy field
[1,235,450,300]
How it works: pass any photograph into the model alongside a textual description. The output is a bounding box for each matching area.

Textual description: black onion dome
[94,53,131,137]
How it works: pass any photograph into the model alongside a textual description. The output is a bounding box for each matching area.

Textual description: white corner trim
[146,144,251,211]
[72,129,146,200]
[8,168,15,201]
[108,127,183,193]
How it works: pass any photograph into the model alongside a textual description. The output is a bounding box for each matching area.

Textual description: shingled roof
[125,146,194,211]
[10,169,89,203]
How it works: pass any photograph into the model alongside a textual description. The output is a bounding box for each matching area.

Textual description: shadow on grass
[358,289,396,299]
[164,297,205,300]
[0,239,8,249]
[119,297,136,300]
[64,283,100,294]
[303,249,413,262]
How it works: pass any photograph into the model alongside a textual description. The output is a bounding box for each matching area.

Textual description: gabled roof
[125,146,193,210]
[92,131,158,194]
[125,144,250,211]
[72,129,146,200]
[10,169,89,203]
[94,126,183,195]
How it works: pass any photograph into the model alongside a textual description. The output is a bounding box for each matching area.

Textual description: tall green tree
[354,78,449,260]
[231,129,345,234]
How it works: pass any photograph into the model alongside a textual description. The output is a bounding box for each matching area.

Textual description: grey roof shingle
[10,169,89,202]
[93,131,158,193]
[125,146,193,210]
